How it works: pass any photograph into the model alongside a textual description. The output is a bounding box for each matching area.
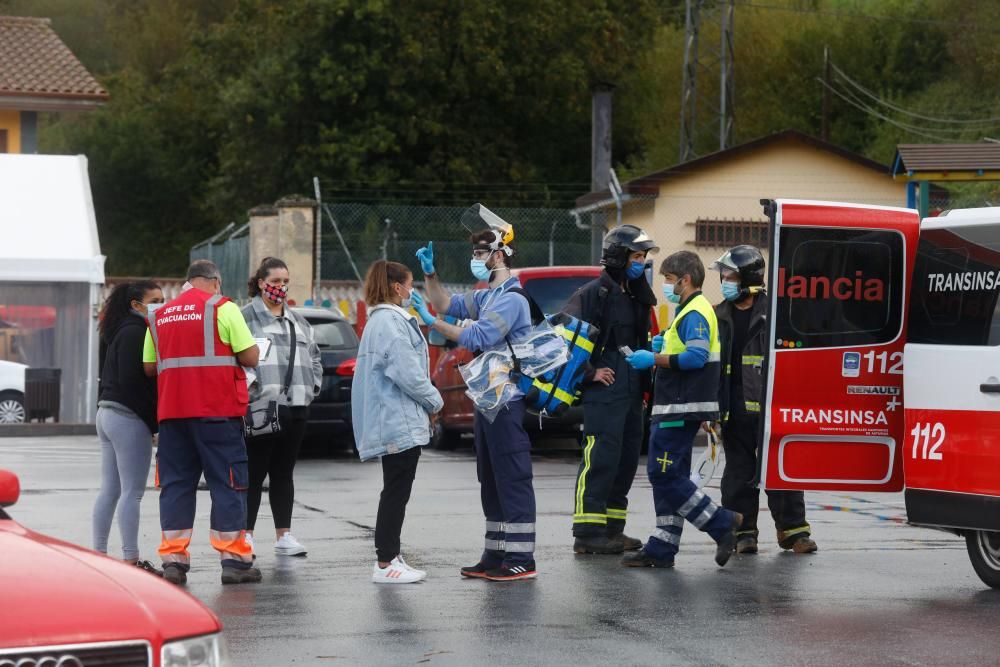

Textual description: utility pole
[591,86,614,264]
[822,46,831,141]
[719,0,734,151]
[679,0,700,162]
[679,0,735,162]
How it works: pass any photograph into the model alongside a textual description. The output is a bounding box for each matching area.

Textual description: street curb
[0,423,97,437]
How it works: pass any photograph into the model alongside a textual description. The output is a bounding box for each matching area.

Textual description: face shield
[462,203,515,255]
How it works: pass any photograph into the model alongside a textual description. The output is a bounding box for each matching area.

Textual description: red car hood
[0,519,221,649]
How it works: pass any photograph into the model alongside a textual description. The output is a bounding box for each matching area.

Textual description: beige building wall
[0,110,21,153]
[618,138,907,324]
[248,198,316,305]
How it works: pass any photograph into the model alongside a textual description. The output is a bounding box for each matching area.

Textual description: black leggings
[375,446,422,563]
[246,409,307,531]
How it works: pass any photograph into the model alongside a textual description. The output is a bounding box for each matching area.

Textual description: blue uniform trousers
[157,417,252,570]
[474,399,536,566]
[644,420,736,561]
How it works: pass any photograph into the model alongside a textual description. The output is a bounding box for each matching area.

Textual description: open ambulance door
[758,199,921,493]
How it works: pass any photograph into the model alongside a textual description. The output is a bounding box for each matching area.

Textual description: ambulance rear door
[759,199,920,492]
[903,209,1000,532]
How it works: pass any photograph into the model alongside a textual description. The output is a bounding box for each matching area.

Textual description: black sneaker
[460,562,496,579]
[608,532,643,551]
[221,566,263,584]
[134,560,163,576]
[484,563,537,581]
[621,549,674,568]
[162,564,187,585]
[573,535,625,555]
[715,512,743,567]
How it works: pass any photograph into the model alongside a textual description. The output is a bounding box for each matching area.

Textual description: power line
[830,62,1000,125]
[816,77,957,142]
[831,76,985,137]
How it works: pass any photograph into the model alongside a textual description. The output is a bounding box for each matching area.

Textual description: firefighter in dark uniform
[712,245,818,554]
[565,225,658,554]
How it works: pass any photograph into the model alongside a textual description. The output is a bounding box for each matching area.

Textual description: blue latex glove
[652,334,664,353]
[410,289,436,326]
[626,349,655,370]
[415,241,436,275]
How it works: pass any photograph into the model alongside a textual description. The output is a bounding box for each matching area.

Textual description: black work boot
[621,549,674,568]
[715,512,743,567]
[735,535,759,554]
[607,527,643,551]
[162,564,187,585]
[221,565,262,584]
[782,535,818,553]
[574,535,625,555]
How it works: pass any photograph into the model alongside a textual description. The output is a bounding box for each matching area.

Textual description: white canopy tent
[0,154,105,423]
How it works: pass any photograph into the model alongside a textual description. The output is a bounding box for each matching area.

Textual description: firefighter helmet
[600,225,660,270]
[711,245,766,289]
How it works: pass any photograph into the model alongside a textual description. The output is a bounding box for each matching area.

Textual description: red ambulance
[758,198,1000,589]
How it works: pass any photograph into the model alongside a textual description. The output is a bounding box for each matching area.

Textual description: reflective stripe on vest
[654,293,721,420]
[721,350,763,414]
[150,294,235,374]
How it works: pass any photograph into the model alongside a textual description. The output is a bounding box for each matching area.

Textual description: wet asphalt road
[4,435,1000,666]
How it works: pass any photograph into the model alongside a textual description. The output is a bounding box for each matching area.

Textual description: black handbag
[243,318,296,438]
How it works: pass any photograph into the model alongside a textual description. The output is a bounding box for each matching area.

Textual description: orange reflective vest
[148,288,248,421]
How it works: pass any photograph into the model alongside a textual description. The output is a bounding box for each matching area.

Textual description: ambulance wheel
[965,529,1000,589]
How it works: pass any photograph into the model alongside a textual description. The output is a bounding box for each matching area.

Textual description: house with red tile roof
[0,15,107,153]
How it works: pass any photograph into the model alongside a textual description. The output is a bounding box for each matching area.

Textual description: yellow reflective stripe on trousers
[606,508,627,519]
[573,513,607,525]
[780,525,811,539]
[575,435,596,516]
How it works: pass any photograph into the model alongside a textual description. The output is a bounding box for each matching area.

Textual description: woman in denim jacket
[353,260,443,584]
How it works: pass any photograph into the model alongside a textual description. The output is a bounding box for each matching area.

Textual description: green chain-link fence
[317,203,596,285]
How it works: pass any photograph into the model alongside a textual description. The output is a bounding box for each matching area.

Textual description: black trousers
[246,408,307,531]
[573,396,644,537]
[721,414,809,542]
[375,446,422,563]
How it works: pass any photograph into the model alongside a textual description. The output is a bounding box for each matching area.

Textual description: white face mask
[399,286,413,309]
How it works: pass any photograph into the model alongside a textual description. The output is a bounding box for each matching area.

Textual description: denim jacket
[352,304,444,461]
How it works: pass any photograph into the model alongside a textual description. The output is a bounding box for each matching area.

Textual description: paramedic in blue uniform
[413,232,538,582]
[621,250,742,568]
[564,225,658,555]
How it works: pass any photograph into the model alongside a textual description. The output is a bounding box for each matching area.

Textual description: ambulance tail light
[335,359,356,377]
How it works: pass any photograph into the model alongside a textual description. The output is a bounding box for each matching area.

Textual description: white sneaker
[372,558,425,584]
[394,555,426,577]
[274,533,308,557]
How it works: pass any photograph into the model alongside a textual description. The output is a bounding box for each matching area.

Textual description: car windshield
[306,319,357,349]
[521,276,594,314]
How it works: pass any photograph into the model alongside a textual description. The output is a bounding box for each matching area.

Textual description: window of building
[0,129,8,153]
[694,218,769,248]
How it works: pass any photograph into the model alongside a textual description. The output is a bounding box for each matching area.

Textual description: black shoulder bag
[243,319,296,438]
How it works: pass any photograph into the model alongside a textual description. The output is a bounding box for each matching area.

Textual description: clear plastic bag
[459,350,520,423]
[508,320,570,378]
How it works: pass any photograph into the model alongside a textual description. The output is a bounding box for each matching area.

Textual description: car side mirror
[0,469,20,508]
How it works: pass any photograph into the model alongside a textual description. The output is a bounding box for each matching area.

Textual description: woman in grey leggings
[93,280,163,573]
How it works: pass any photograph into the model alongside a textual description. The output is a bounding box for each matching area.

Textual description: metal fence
[317,203,597,285]
[189,222,250,301]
